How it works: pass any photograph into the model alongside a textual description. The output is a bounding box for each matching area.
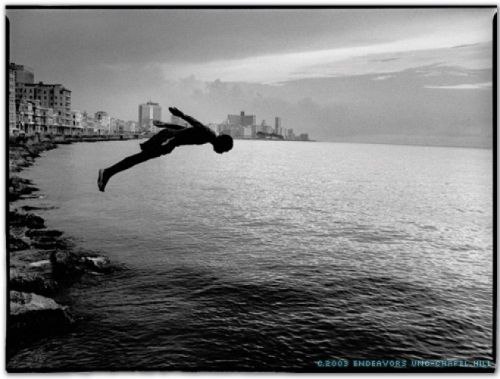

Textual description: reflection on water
[10,140,493,370]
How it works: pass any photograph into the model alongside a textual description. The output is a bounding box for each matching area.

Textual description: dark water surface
[10,140,493,370]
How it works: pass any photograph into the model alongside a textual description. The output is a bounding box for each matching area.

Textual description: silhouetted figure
[97,107,233,192]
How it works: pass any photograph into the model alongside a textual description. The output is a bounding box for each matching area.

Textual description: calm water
[10,140,493,370]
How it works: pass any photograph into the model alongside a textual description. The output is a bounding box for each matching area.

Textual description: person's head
[213,134,233,154]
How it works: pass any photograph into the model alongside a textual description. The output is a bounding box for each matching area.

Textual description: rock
[9,211,45,229]
[9,291,74,340]
[9,235,30,251]
[50,251,85,281]
[83,256,112,273]
[21,205,56,212]
[28,260,51,268]
[26,229,63,238]
[10,267,58,295]
[31,238,68,250]
[24,214,45,229]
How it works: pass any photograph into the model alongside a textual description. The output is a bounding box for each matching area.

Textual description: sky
[6,8,496,146]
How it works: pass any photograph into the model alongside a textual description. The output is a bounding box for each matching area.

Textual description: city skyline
[6,8,495,146]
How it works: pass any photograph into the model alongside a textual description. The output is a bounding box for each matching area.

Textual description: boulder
[9,291,74,339]
[9,211,45,229]
[9,235,30,251]
[50,251,85,281]
[83,256,112,273]
[10,267,58,295]
[25,229,63,238]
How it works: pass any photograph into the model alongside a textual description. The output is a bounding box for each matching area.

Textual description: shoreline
[7,136,118,361]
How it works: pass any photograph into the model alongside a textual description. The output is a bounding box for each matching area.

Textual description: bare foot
[97,169,109,192]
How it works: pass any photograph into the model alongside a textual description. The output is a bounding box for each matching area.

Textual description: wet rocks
[8,138,115,359]
[82,255,113,273]
[9,211,45,229]
[9,176,39,201]
[9,235,30,252]
[9,291,74,343]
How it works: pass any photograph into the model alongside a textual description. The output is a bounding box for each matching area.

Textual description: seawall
[7,135,120,361]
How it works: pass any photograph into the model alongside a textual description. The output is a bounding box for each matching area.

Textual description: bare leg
[98,142,176,192]
[140,129,176,151]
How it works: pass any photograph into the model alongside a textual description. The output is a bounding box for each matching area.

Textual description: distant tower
[138,101,162,132]
[274,117,281,135]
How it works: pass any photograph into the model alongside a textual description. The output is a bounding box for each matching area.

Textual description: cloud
[373,75,395,81]
[161,31,492,84]
[424,82,492,90]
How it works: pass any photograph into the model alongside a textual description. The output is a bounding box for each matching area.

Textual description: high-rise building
[40,107,56,134]
[10,63,34,84]
[138,101,162,132]
[15,82,72,127]
[227,111,256,127]
[9,68,16,134]
[274,117,282,135]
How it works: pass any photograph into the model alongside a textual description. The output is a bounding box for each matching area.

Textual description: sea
[8,139,493,370]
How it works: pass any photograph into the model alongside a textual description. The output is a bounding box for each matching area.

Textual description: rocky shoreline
[8,137,115,358]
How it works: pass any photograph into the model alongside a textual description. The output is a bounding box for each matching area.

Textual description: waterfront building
[15,82,72,128]
[9,68,17,134]
[82,112,97,134]
[16,98,34,134]
[299,133,309,141]
[110,118,126,134]
[40,107,56,134]
[125,120,138,133]
[71,110,83,129]
[95,111,111,134]
[138,101,161,132]
[274,117,282,135]
[32,99,42,134]
[259,120,271,134]
[10,63,34,84]
[287,128,295,140]
[243,126,253,138]
[227,111,256,127]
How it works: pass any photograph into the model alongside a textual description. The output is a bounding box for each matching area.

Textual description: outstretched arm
[169,107,205,128]
[153,120,187,131]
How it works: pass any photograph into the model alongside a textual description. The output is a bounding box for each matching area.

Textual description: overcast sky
[7,8,495,146]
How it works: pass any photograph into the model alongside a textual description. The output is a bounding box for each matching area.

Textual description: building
[10,63,34,84]
[82,112,97,134]
[125,120,138,133]
[259,120,272,134]
[95,111,110,134]
[9,68,17,134]
[299,133,309,141]
[40,107,56,134]
[227,111,256,127]
[110,118,126,134]
[71,110,83,129]
[138,101,162,132]
[15,82,72,128]
[274,117,282,135]
[16,98,34,134]
[224,111,256,138]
